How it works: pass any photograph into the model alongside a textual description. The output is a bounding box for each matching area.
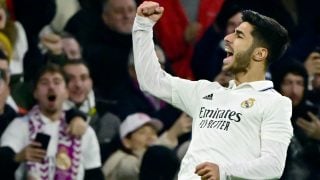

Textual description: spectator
[115,45,186,129]
[0,49,17,137]
[304,46,320,87]
[13,0,57,82]
[40,32,82,65]
[65,0,103,45]
[0,51,18,179]
[112,45,193,151]
[0,63,103,180]
[102,112,183,180]
[0,1,28,78]
[69,0,137,100]
[273,61,320,180]
[0,67,15,137]
[63,60,121,144]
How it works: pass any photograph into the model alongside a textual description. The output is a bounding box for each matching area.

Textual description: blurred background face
[102,0,136,34]
[214,70,233,87]
[64,64,92,105]
[124,125,158,152]
[280,73,304,106]
[34,72,68,115]
[225,12,242,35]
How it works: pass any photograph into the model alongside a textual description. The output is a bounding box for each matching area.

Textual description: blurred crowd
[0,0,319,179]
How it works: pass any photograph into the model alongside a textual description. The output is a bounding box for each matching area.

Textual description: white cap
[120,113,163,139]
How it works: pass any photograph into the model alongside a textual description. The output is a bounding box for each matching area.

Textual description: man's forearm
[132,15,173,103]
[220,140,288,180]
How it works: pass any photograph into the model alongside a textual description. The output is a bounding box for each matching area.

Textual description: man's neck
[234,70,265,85]
[40,109,62,122]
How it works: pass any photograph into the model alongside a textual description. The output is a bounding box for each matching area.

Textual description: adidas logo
[202,93,213,100]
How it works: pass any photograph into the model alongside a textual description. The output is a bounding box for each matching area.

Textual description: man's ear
[253,48,268,62]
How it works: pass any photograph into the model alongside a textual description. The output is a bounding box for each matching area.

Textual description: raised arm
[133,1,219,116]
[132,1,173,103]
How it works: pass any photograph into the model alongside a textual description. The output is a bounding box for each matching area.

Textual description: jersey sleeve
[132,16,173,104]
[220,139,289,179]
[261,96,293,144]
[218,96,293,179]
[0,117,29,153]
[132,16,220,116]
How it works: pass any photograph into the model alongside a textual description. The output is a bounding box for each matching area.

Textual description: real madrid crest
[241,98,255,108]
[56,147,72,170]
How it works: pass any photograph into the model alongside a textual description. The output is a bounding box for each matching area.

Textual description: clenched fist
[137,1,164,22]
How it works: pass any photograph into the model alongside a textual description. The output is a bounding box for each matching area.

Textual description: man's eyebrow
[235,29,245,37]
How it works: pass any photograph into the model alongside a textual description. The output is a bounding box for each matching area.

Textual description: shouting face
[34,72,68,116]
[223,22,256,74]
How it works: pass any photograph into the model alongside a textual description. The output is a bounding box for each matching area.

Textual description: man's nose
[73,79,82,87]
[224,33,233,44]
[290,84,303,96]
[123,10,133,19]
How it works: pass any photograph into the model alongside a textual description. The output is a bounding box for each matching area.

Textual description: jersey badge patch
[241,98,255,108]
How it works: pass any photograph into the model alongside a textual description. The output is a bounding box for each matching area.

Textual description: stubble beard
[229,46,255,74]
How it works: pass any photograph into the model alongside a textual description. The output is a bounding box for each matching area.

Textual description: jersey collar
[228,80,274,91]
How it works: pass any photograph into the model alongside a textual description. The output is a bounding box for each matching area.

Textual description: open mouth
[225,48,234,57]
[226,51,234,57]
[48,95,57,102]
[223,47,234,65]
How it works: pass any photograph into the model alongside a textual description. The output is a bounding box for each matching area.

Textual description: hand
[169,113,192,137]
[137,1,164,22]
[67,117,88,138]
[15,141,46,163]
[195,162,220,180]
[184,22,202,44]
[296,112,320,140]
[40,33,63,55]
[304,52,320,76]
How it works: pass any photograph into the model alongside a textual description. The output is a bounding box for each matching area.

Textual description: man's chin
[45,107,58,115]
[222,64,232,73]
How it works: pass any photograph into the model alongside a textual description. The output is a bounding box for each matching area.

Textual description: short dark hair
[241,10,289,66]
[63,60,89,69]
[272,60,308,92]
[33,63,66,91]
[63,60,90,73]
